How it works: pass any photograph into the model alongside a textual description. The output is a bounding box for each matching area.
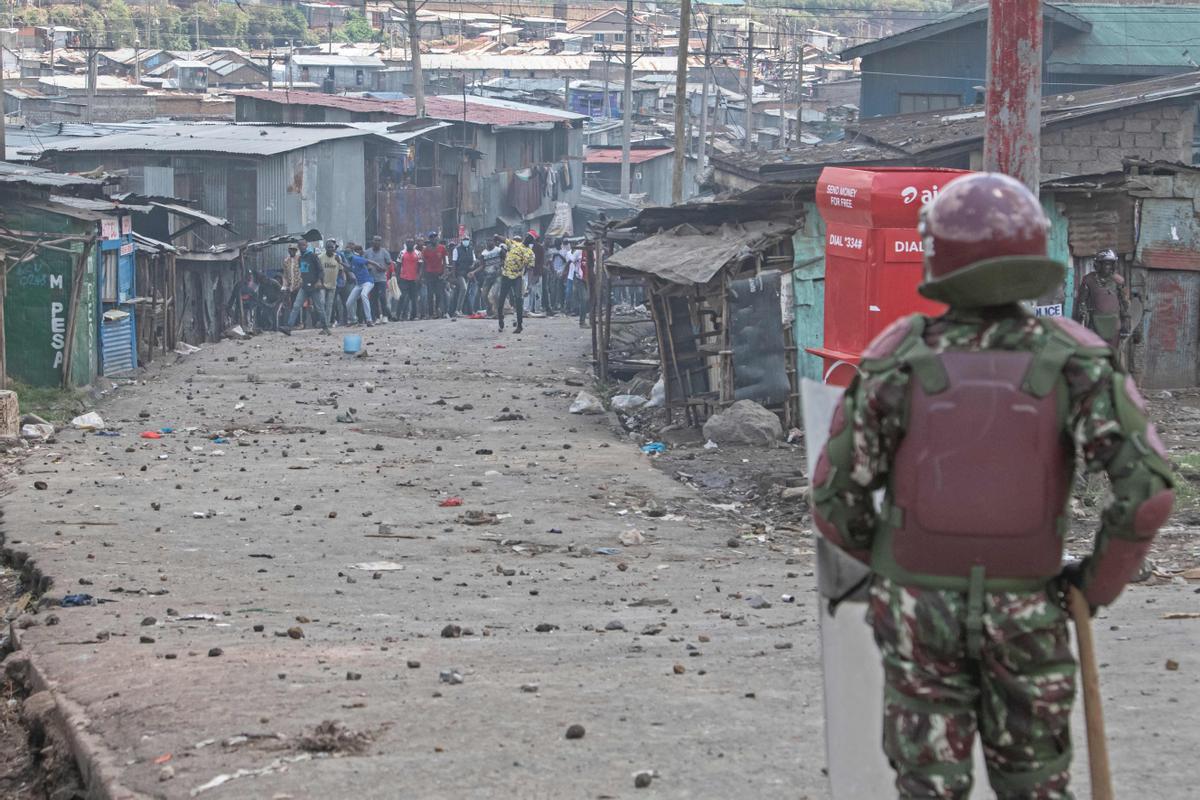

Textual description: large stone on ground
[702,400,783,446]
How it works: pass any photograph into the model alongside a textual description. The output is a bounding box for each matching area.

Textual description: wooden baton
[1068,586,1114,800]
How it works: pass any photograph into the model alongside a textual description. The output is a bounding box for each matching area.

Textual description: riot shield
[801,378,988,799]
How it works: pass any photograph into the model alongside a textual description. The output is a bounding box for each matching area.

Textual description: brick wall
[1041,100,1196,176]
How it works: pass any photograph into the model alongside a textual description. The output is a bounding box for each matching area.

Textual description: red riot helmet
[917,172,1065,307]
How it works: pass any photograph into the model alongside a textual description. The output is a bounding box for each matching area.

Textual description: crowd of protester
[228,227,593,336]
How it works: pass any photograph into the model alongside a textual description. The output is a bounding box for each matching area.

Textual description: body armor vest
[887,351,1070,580]
[1086,274,1122,314]
[1084,274,1123,343]
[867,322,1081,590]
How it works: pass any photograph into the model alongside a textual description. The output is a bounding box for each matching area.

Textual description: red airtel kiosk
[808,166,970,385]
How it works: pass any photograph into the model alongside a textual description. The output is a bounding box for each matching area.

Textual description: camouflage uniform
[813,306,1173,799]
[1073,270,1129,350]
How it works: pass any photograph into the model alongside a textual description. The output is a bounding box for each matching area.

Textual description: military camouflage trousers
[867,578,1076,800]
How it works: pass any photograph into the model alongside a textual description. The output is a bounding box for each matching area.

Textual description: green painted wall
[1043,194,1073,318]
[792,202,827,383]
[3,207,98,388]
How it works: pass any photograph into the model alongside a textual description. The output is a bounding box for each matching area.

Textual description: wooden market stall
[593,186,804,427]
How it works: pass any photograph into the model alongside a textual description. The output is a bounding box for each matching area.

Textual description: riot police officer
[811,173,1174,800]
[1073,248,1130,350]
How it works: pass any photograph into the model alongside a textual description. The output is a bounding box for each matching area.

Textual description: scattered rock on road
[297,720,373,755]
[564,724,586,740]
[618,529,645,546]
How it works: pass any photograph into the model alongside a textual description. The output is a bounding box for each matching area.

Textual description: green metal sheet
[3,207,98,388]
[1048,5,1200,69]
[1042,195,1073,318]
[792,202,827,383]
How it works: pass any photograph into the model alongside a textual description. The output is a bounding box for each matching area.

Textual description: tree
[209,5,249,49]
[101,0,136,47]
[339,12,378,43]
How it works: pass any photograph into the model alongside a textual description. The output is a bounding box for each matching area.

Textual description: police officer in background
[811,173,1174,800]
[1073,248,1130,351]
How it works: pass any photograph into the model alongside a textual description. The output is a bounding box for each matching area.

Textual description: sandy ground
[2,317,1198,799]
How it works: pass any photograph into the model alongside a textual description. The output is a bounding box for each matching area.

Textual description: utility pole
[795,61,803,146]
[133,39,141,85]
[619,0,634,198]
[0,52,5,160]
[780,64,788,149]
[69,36,101,124]
[697,15,713,174]
[327,20,333,54]
[405,0,424,116]
[983,0,1041,190]
[671,0,691,203]
[744,20,754,152]
[194,6,201,50]
[267,50,275,90]
[601,49,611,120]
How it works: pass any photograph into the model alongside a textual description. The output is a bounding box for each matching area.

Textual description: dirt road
[3,318,1197,798]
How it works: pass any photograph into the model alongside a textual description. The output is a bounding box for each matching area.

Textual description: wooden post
[601,273,614,382]
[60,237,96,390]
[659,293,693,427]
[671,0,692,204]
[0,390,17,438]
[698,15,713,173]
[648,292,672,425]
[744,21,754,152]
[0,247,6,390]
[591,240,602,373]
[619,0,634,198]
[406,0,425,116]
[983,0,1042,190]
[1069,587,1115,800]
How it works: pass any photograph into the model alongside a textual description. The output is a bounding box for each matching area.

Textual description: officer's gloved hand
[1057,560,1098,617]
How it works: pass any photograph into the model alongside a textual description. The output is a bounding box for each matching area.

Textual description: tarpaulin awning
[606,220,793,286]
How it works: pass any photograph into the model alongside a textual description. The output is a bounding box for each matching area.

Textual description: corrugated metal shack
[112,195,234,352]
[130,232,178,365]
[0,163,109,388]
[598,186,804,427]
[1045,159,1200,389]
[231,91,587,239]
[36,122,394,270]
[392,95,586,238]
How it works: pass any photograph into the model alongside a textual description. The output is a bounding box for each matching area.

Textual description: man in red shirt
[421,236,447,319]
[397,240,422,321]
